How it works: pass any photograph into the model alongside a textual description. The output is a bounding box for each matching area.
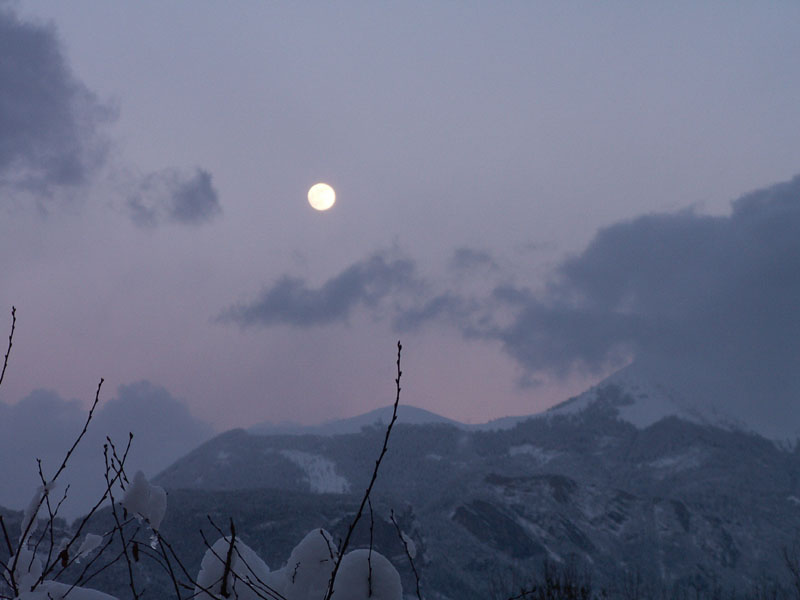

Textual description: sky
[1,1,800,507]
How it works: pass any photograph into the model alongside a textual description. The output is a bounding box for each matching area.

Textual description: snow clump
[279,528,337,600]
[194,536,275,600]
[121,470,167,530]
[331,548,403,600]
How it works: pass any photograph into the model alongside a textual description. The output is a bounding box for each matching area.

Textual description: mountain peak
[248,404,463,436]
[545,361,798,443]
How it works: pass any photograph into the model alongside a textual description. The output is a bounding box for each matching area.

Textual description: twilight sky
[1,0,799,451]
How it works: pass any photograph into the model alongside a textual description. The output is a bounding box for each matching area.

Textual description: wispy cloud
[127,167,221,227]
[220,252,419,328]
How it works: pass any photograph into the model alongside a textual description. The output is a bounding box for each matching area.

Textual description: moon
[308,183,336,211]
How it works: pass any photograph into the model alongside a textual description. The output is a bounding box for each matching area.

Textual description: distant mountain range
[10,366,800,599]
[250,359,800,444]
[147,370,800,599]
[248,404,528,436]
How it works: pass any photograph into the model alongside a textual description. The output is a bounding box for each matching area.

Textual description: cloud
[480,174,800,426]
[0,5,111,199]
[0,382,213,516]
[127,167,222,227]
[92,381,215,473]
[334,175,798,429]
[492,175,800,367]
[216,174,800,432]
[0,5,221,224]
[221,252,418,328]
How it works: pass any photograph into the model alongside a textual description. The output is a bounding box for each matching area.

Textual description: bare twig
[106,435,132,489]
[53,378,104,486]
[33,460,61,576]
[367,497,374,598]
[0,306,15,389]
[104,443,139,599]
[155,533,184,600]
[12,378,105,593]
[220,519,237,598]
[783,545,800,600]
[0,307,17,596]
[229,542,287,600]
[320,529,336,561]
[390,510,422,600]
[206,515,227,539]
[0,516,13,557]
[158,534,216,595]
[62,534,116,597]
[324,341,403,600]
[43,432,133,582]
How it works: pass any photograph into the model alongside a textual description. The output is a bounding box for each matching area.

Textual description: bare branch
[220,519,236,598]
[367,498,374,598]
[0,516,13,559]
[390,510,422,600]
[325,341,403,600]
[104,444,139,599]
[0,306,15,390]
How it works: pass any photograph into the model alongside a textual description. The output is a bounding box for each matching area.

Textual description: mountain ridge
[248,403,529,436]
[247,360,800,444]
[152,383,800,598]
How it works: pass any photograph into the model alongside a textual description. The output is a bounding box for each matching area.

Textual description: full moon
[307,182,336,211]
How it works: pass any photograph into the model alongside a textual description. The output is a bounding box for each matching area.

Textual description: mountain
[548,361,800,444]
[249,357,800,444]
[151,385,800,599]
[248,404,463,436]
[248,403,529,436]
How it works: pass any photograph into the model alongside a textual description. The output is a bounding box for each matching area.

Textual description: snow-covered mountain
[149,388,800,598]
[547,361,800,444]
[252,357,800,444]
[62,364,800,598]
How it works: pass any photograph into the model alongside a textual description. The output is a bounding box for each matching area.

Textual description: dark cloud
[0,5,221,223]
[0,382,213,516]
[337,175,799,430]
[484,174,800,426]
[127,168,221,227]
[221,253,418,328]
[0,5,111,198]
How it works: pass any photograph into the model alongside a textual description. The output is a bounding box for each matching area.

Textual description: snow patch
[648,447,707,473]
[76,533,104,562]
[545,364,744,432]
[280,450,350,494]
[509,444,558,465]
